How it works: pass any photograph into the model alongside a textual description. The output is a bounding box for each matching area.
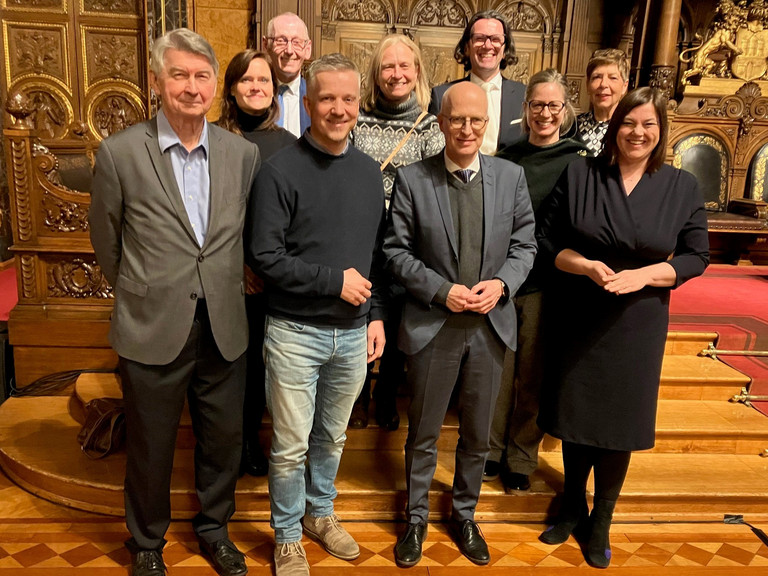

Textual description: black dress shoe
[483,460,500,482]
[131,549,166,576]
[374,402,400,431]
[240,442,268,477]
[501,470,531,491]
[199,538,248,576]
[348,401,368,429]
[394,522,427,567]
[449,519,490,565]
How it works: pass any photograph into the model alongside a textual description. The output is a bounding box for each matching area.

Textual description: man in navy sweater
[245,53,386,576]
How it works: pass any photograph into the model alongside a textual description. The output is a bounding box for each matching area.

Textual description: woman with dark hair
[218,49,296,477]
[576,48,629,155]
[348,34,443,430]
[536,87,709,568]
[488,69,587,491]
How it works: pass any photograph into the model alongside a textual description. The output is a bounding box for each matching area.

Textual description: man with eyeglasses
[262,12,312,138]
[428,10,526,155]
[384,81,536,568]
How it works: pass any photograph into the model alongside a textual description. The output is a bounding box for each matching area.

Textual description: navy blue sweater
[245,136,387,328]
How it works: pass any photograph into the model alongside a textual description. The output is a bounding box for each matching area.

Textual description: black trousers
[404,314,505,524]
[120,299,247,552]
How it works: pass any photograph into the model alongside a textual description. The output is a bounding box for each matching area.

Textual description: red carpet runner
[670,264,768,417]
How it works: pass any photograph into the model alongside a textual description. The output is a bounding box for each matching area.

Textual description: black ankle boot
[539,493,588,545]
[585,498,617,568]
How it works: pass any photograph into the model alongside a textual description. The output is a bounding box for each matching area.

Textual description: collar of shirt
[279,74,302,97]
[469,71,502,91]
[304,128,349,157]
[157,108,209,157]
[444,150,480,181]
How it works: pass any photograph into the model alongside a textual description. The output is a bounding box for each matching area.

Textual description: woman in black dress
[536,88,709,567]
[218,50,296,477]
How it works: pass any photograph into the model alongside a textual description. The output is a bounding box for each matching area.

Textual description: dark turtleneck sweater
[351,93,443,203]
[236,108,296,161]
[497,136,588,294]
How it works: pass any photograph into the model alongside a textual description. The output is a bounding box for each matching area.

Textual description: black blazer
[429,75,526,150]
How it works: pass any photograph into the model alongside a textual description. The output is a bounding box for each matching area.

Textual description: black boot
[585,498,617,568]
[539,492,589,545]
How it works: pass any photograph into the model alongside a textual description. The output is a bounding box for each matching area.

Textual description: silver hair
[265,12,309,39]
[305,53,359,95]
[150,28,219,77]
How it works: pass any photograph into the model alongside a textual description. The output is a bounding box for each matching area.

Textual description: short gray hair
[150,28,219,77]
[305,53,359,95]
[266,12,309,39]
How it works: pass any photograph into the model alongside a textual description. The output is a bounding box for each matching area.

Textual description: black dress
[536,159,709,451]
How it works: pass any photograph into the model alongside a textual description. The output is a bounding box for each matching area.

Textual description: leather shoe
[483,460,500,482]
[449,519,490,565]
[240,441,268,477]
[131,549,165,576]
[348,401,368,429]
[199,538,248,576]
[374,401,400,431]
[394,522,427,567]
[501,470,531,491]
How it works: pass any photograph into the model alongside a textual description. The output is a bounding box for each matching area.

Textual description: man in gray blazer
[89,29,259,576]
[384,82,536,567]
[428,10,525,154]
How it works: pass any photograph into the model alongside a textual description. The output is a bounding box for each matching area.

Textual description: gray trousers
[488,291,545,475]
[404,314,505,524]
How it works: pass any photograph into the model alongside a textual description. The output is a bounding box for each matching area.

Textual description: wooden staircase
[1,331,768,523]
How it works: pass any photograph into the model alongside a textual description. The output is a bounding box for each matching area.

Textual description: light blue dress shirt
[157,108,211,247]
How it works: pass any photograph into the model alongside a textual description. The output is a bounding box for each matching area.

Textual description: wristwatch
[497,278,509,299]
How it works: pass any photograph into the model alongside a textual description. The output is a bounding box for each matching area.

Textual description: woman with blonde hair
[349,34,443,430]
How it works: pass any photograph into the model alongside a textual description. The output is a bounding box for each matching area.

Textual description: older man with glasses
[262,12,312,137]
[385,81,536,567]
[428,9,526,155]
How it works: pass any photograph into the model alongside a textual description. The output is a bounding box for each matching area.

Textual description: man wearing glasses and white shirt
[263,12,312,137]
[428,10,525,155]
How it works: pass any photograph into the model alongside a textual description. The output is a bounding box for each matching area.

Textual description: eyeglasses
[526,100,565,114]
[267,36,309,50]
[446,116,488,130]
[470,34,505,48]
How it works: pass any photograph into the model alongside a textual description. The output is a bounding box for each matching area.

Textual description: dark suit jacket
[383,153,536,356]
[429,75,526,149]
[277,76,311,134]
[89,117,261,365]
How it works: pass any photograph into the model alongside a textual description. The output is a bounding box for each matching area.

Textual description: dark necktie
[454,169,473,183]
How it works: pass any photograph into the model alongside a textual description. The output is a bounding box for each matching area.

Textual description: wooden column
[649,0,683,101]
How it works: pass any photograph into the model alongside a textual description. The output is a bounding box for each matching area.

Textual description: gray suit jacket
[429,76,526,149]
[383,153,536,356]
[89,117,261,365]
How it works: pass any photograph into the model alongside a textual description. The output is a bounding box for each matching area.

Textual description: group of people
[87,9,710,576]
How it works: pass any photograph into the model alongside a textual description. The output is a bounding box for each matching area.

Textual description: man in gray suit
[89,29,259,576]
[384,82,536,567]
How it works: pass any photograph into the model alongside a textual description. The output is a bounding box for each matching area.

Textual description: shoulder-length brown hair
[218,50,280,134]
[454,10,517,72]
[600,87,668,174]
[361,35,430,113]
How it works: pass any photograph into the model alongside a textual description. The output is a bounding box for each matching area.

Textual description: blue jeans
[264,315,367,543]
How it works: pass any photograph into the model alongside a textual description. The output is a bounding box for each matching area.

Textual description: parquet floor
[2,469,768,575]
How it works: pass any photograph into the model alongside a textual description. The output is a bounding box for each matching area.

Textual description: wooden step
[3,395,768,523]
[659,354,751,400]
[72,372,766,454]
[664,331,718,355]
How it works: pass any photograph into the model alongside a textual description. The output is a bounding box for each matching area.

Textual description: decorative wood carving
[650,65,676,101]
[82,0,139,16]
[9,137,32,242]
[500,1,547,33]
[421,44,459,87]
[20,255,35,299]
[47,257,113,299]
[411,0,469,28]
[41,191,89,233]
[84,31,140,88]
[673,134,729,209]
[3,0,63,11]
[333,0,390,23]
[27,88,68,139]
[89,92,143,139]
[503,52,532,85]
[8,27,66,83]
